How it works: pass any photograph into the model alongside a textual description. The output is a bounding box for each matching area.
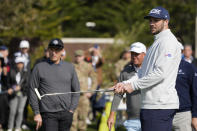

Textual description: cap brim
[144,15,162,19]
[144,15,151,19]
[75,54,83,57]
[48,45,64,50]
[16,61,24,64]
[130,49,143,54]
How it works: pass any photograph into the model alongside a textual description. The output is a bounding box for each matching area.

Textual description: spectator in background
[0,45,10,65]
[61,49,66,61]
[71,50,97,131]
[88,44,104,87]
[89,45,103,70]
[172,40,197,131]
[14,40,31,130]
[0,53,9,131]
[34,48,49,66]
[108,42,146,131]
[14,40,31,73]
[0,45,11,74]
[88,44,105,121]
[115,47,131,78]
[183,45,197,67]
[173,59,197,131]
[7,56,28,131]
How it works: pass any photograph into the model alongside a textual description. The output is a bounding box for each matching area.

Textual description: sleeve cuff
[123,80,130,84]
[130,82,136,91]
[34,110,40,115]
[123,81,137,91]
[192,113,197,118]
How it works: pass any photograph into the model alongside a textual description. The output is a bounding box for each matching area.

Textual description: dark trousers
[0,94,9,128]
[140,109,176,131]
[41,110,73,131]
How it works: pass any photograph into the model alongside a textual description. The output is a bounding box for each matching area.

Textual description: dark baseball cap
[48,38,64,50]
[0,45,8,50]
[144,6,170,20]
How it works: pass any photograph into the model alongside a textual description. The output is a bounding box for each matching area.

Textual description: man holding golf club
[113,6,182,131]
[29,38,80,131]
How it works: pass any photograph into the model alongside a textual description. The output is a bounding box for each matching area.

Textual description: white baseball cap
[15,56,25,64]
[130,42,146,53]
[19,40,30,48]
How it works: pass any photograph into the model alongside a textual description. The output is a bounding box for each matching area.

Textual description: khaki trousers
[172,111,192,131]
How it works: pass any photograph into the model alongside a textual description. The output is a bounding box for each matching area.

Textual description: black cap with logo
[48,38,64,50]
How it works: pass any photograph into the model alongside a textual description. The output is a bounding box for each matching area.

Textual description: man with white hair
[108,42,146,131]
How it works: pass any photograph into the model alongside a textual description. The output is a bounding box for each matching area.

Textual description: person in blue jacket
[173,59,197,131]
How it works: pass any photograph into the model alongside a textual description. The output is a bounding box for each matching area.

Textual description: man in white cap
[113,6,182,131]
[108,42,146,131]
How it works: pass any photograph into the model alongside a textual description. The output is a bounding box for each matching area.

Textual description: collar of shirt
[47,59,63,65]
[20,53,29,58]
[183,56,193,63]
[16,72,21,85]
[134,65,141,73]
[154,29,170,40]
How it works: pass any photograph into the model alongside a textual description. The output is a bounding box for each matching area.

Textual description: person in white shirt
[113,6,182,131]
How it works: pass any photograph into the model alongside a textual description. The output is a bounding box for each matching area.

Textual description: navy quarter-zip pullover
[175,60,197,117]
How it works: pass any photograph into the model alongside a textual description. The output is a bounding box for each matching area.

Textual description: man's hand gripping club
[113,82,134,94]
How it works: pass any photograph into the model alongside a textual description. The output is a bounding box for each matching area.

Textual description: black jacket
[192,58,197,67]
[0,72,8,92]
[7,68,28,97]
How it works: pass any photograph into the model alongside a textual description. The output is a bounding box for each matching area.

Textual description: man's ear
[164,20,169,27]
[60,48,64,53]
